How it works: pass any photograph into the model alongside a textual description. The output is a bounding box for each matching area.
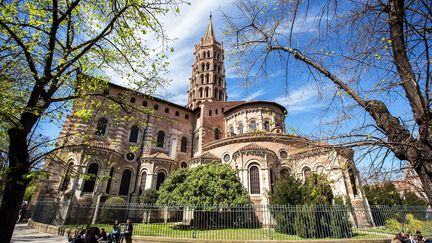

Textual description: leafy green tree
[364,182,402,206]
[269,169,305,205]
[140,189,158,204]
[0,0,184,241]
[269,171,351,238]
[402,191,428,207]
[157,163,250,206]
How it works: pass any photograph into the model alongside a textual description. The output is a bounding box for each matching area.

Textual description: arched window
[238,123,244,134]
[199,88,203,98]
[180,162,188,168]
[129,125,139,143]
[303,166,312,180]
[249,120,257,131]
[95,118,108,136]
[119,169,132,195]
[200,74,204,84]
[156,172,166,190]
[219,91,224,101]
[214,128,221,140]
[201,63,205,71]
[279,150,288,159]
[156,131,165,148]
[105,167,114,194]
[249,165,260,194]
[264,121,270,132]
[206,63,209,70]
[82,163,98,193]
[139,171,147,195]
[203,51,206,58]
[60,162,74,191]
[214,88,218,100]
[180,137,188,152]
[205,87,209,97]
[207,50,210,57]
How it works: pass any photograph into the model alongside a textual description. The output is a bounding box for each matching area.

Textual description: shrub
[140,189,158,204]
[157,163,249,205]
[270,171,352,238]
[385,213,427,235]
[100,196,126,223]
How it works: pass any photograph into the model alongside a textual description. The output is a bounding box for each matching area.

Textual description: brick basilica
[32,16,372,226]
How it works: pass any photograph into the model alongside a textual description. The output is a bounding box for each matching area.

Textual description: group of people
[392,231,431,243]
[69,219,133,243]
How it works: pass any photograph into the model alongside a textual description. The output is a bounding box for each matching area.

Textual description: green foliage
[269,170,305,205]
[269,171,334,206]
[364,182,403,206]
[140,189,158,204]
[157,163,250,206]
[100,197,126,223]
[402,191,428,206]
[24,182,36,201]
[270,170,351,238]
[386,214,428,235]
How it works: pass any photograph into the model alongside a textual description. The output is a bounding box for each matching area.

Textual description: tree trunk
[412,159,432,205]
[0,128,31,243]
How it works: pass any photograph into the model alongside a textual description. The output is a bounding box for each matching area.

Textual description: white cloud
[102,0,236,106]
[274,83,327,114]
[244,89,265,101]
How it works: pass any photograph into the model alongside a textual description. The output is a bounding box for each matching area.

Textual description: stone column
[169,128,178,159]
[145,172,155,190]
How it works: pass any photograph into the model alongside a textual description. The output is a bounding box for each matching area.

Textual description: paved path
[11,223,68,243]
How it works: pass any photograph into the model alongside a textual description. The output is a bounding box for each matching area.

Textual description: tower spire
[187,14,226,109]
[204,13,214,39]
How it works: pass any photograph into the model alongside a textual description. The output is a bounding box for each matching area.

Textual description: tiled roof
[146,152,172,160]
[239,143,267,151]
[197,152,220,160]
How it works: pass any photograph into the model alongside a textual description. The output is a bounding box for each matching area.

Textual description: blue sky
[39,0,409,179]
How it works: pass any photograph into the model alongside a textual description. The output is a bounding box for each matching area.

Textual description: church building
[32,16,371,226]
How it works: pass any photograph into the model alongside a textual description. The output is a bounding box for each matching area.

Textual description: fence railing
[32,201,432,241]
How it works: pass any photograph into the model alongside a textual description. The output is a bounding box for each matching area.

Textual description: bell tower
[187,14,227,109]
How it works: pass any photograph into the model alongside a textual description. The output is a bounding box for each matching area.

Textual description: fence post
[268,205,273,240]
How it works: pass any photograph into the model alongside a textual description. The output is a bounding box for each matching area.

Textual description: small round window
[126,152,136,161]
[279,150,288,159]
[223,154,231,163]
[180,162,188,168]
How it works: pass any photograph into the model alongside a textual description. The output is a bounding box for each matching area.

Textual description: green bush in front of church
[157,162,256,229]
[270,171,352,239]
[100,196,126,223]
[157,162,249,206]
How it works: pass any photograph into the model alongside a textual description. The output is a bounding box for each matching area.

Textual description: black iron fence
[32,201,432,240]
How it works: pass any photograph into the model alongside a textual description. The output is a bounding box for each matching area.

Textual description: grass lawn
[66,223,394,240]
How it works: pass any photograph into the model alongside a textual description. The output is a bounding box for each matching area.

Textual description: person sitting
[84,227,99,243]
[107,219,120,243]
[120,219,133,243]
[69,229,85,243]
[415,231,425,243]
[97,228,107,242]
